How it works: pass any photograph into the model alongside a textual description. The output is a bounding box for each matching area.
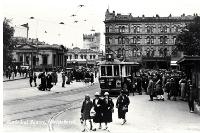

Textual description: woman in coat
[81,94,93,132]
[93,92,104,130]
[147,76,155,101]
[38,72,47,91]
[46,73,53,91]
[116,90,130,125]
[169,78,178,101]
[102,92,114,130]
[155,77,164,101]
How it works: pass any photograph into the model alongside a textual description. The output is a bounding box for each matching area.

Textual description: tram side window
[114,65,119,76]
[101,66,106,76]
[107,66,112,76]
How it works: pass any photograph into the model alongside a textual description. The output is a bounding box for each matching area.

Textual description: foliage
[3,18,15,68]
[175,16,200,56]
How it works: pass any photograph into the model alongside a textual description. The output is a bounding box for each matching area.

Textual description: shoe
[149,99,153,101]
[104,127,108,130]
[92,128,96,131]
[82,129,86,132]
[190,110,194,113]
[98,126,102,129]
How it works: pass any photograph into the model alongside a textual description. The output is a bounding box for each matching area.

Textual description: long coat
[102,97,114,123]
[46,74,53,89]
[51,72,58,84]
[155,79,164,95]
[169,81,178,97]
[93,98,104,123]
[81,100,93,120]
[147,80,155,95]
[38,73,46,91]
[116,94,130,119]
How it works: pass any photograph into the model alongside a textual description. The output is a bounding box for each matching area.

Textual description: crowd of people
[81,91,130,132]
[4,67,30,80]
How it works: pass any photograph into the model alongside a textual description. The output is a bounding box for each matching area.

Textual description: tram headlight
[116,80,121,87]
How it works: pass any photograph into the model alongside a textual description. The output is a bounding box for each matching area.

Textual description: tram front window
[107,66,112,76]
[114,65,119,76]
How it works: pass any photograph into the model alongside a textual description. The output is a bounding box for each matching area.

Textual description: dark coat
[155,79,164,95]
[81,100,93,120]
[165,82,171,93]
[170,81,178,96]
[116,94,130,119]
[46,74,53,89]
[102,98,114,123]
[38,73,46,90]
[51,72,58,83]
[90,73,94,83]
[93,98,104,123]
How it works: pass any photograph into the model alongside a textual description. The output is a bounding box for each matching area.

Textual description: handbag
[122,106,128,112]
[90,107,96,117]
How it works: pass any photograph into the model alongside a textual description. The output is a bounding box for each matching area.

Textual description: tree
[3,18,15,69]
[175,16,200,56]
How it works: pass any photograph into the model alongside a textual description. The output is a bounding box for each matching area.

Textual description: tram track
[4,84,99,124]
[4,83,99,105]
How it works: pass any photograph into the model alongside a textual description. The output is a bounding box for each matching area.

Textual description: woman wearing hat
[93,92,104,130]
[102,92,114,130]
[116,90,130,125]
[81,94,93,132]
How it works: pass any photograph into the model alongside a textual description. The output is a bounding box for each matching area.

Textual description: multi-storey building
[66,47,103,68]
[104,9,196,69]
[83,33,100,52]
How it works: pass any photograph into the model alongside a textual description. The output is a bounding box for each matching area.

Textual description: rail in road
[4,84,99,123]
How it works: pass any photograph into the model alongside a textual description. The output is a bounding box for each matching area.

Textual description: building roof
[105,10,196,23]
[177,55,200,64]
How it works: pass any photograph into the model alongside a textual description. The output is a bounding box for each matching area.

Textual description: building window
[160,36,168,44]
[69,55,72,60]
[84,55,87,59]
[106,37,110,44]
[115,26,119,32]
[160,25,168,33]
[26,56,29,65]
[136,36,140,44]
[42,55,47,65]
[137,26,140,33]
[147,26,153,33]
[75,54,78,59]
[118,37,122,44]
[93,55,96,59]
[106,26,109,33]
[90,55,92,59]
[33,56,36,66]
[173,36,176,44]
[146,36,150,44]
[80,54,83,59]
[151,36,154,44]
[20,56,23,62]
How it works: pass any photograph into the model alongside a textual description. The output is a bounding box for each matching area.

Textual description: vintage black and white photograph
[2,0,200,132]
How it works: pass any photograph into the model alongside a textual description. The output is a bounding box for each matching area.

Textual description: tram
[98,54,140,95]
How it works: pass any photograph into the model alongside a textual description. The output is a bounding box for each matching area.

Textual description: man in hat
[92,92,104,131]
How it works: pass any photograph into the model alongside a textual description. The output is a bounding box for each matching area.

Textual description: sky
[2,0,200,50]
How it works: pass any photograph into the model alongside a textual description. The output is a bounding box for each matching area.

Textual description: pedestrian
[81,94,93,132]
[33,72,37,87]
[62,72,66,87]
[38,71,47,91]
[187,84,195,113]
[51,70,58,85]
[102,92,114,130]
[147,76,156,101]
[122,77,131,95]
[179,77,187,101]
[164,79,171,100]
[46,73,53,91]
[136,76,142,95]
[169,78,178,101]
[90,72,94,85]
[116,90,130,125]
[29,70,33,87]
[155,76,164,101]
[92,92,104,131]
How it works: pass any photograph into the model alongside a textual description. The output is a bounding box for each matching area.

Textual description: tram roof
[98,59,121,65]
[98,60,139,65]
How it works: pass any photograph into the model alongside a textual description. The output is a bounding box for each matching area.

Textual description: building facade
[83,33,100,52]
[104,9,196,69]
[12,43,68,70]
[66,47,103,68]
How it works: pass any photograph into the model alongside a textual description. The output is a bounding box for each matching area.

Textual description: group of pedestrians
[4,67,29,80]
[81,91,130,132]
